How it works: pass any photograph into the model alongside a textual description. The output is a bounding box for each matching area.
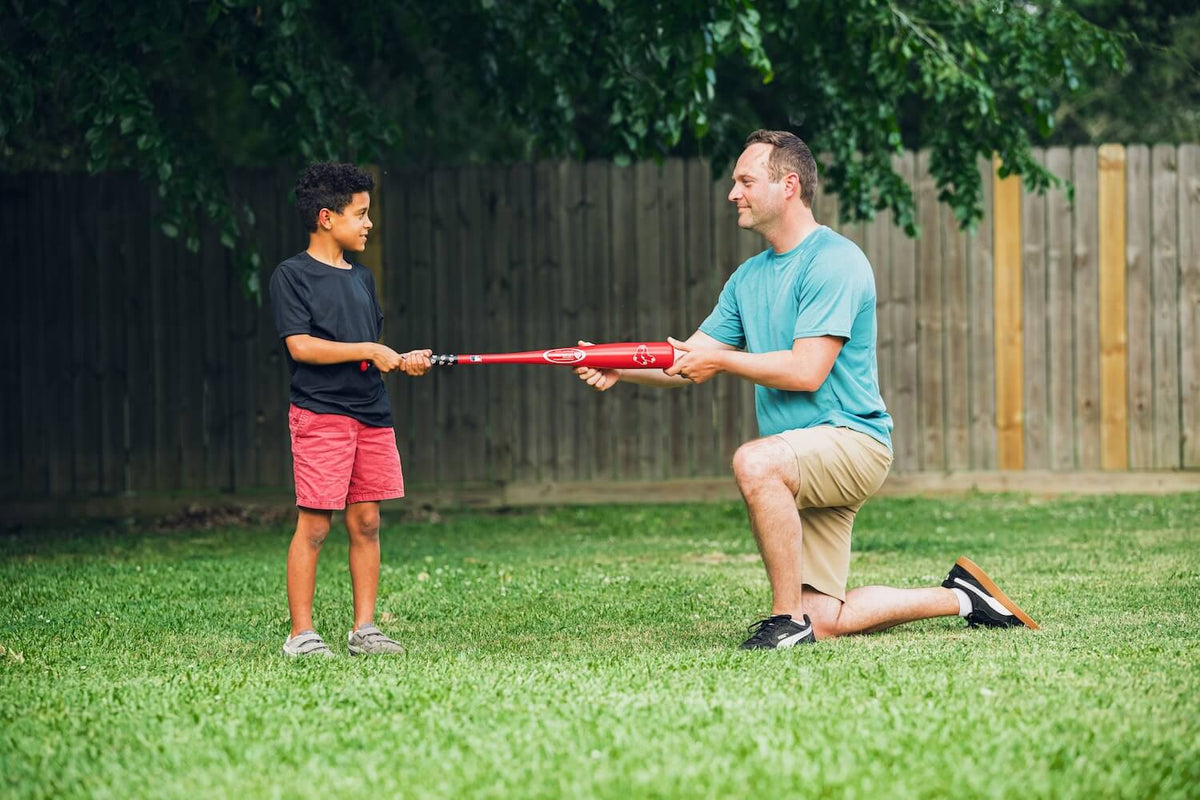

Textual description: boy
[269,162,431,657]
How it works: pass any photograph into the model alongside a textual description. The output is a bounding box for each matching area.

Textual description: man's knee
[732,438,798,495]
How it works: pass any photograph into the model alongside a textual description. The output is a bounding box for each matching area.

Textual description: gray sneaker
[347,624,405,656]
[282,629,335,658]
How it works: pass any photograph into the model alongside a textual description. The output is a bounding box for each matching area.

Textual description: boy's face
[320,191,372,252]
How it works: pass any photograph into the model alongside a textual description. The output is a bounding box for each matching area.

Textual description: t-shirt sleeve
[269,265,312,339]
[698,270,746,348]
[792,252,863,341]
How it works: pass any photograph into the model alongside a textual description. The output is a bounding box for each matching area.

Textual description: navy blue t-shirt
[269,251,392,427]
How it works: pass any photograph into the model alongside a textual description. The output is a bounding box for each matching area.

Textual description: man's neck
[765,216,822,254]
[306,237,349,268]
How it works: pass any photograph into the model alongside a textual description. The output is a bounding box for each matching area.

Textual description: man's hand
[368,344,405,373]
[664,336,725,384]
[400,349,433,376]
[573,340,621,391]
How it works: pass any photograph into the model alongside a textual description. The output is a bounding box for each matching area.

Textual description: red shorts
[288,404,405,510]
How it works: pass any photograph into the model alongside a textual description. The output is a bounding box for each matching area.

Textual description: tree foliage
[2,0,1124,292]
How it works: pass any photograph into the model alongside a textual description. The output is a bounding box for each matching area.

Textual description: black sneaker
[943,557,1040,630]
[740,614,816,649]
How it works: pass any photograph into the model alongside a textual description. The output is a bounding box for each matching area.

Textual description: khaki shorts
[775,425,893,601]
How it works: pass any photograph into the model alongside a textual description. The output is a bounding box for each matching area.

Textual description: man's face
[323,191,372,252]
[727,143,788,231]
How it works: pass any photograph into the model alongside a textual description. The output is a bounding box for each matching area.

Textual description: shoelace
[744,614,793,645]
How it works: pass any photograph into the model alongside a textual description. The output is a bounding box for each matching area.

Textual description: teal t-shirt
[699,226,893,449]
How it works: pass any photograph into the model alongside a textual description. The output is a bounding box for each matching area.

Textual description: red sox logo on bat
[633,344,656,366]
[542,348,586,365]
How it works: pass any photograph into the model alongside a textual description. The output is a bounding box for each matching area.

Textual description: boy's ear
[318,208,332,230]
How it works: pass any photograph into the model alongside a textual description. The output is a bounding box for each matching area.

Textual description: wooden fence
[1,145,1197,500]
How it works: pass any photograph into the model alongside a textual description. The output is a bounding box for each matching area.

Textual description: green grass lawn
[2,493,1198,799]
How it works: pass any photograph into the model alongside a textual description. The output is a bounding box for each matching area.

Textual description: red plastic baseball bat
[429,341,675,369]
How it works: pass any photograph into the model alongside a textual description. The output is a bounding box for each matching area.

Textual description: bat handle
[430,354,458,366]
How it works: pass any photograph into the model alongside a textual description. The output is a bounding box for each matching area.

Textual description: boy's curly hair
[294,163,375,232]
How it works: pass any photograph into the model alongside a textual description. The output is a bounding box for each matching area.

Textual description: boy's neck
[306,235,350,269]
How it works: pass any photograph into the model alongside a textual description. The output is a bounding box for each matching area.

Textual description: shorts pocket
[288,406,314,436]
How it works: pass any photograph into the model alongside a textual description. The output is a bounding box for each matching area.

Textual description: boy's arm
[285,334,404,372]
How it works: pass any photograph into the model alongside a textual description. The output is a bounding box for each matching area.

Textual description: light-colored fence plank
[1098,144,1129,469]
[1151,145,1181,468]
[1125,146,1154,468]
[1073,147,1102,469]
[1181,145,1200,468]
[994,157,1024,470]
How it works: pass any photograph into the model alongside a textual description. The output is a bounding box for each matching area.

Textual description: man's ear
[786,173,801,199]
[318,208,332,230]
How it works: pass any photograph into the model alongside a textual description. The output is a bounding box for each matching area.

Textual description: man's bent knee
[732,438,800,496]
[803,587,845,640]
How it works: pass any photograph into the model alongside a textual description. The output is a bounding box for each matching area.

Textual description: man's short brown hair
[744,130,818,208]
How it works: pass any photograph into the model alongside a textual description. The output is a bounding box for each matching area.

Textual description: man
[576,130,1038,649]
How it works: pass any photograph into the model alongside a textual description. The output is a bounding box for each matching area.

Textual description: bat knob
[359,361,369,372]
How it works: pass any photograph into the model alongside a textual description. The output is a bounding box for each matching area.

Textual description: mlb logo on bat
[633,344,656,366]
[542,348,586,365]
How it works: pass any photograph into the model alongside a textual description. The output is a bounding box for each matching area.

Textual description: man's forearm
[715,350,818,392]
[616,369,691,389]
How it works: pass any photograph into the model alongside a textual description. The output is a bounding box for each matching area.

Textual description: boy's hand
[400,349,433,376]
[574,340,621,391]
[369,344,405,373]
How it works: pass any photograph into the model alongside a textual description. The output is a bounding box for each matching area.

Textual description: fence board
[98,177,129,493]
[1181,145,1200,468]
[890,153,919,471]
[1021,150,1049,469]
[65,175,101,494]
[407,166,439,484]
[583,162,614,480]
[1045,148,1075,470]
[712,173,742,467]
[994,157,1024,470]
[968,158,998,470]
[477,164,516,482]
[662,159,689,478]
[867,188,895,452]
[1125,146,1153,469]
[1073,147,1102,469]
[1098,144,1129,469]
[635,161,665,479]
[0,177,22,493]
[917,151,946,470]
[1151,145,1182,468]
[942,193,970,470]
[123,179,158,492]
[685,160,718,476]
[609,164,639,478]
[459,166,490,482]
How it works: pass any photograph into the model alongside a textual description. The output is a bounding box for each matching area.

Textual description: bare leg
[345,501,382,630]
[804,585,960,640]
[732,437,807,618]
[287,508,333,637]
